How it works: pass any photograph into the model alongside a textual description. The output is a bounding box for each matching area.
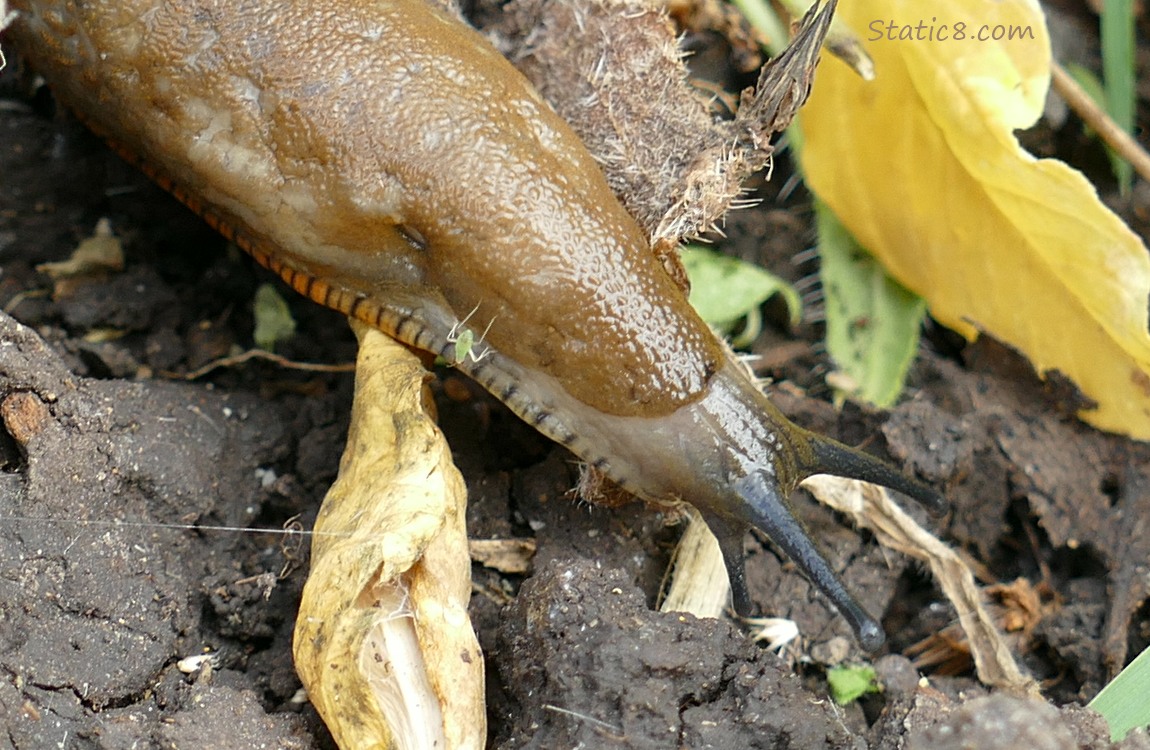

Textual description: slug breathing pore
[7,0,945,650]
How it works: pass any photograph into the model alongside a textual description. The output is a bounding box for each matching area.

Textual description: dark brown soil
[3,3,1150,748]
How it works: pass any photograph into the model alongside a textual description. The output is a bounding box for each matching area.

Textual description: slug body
[8,0,943,649]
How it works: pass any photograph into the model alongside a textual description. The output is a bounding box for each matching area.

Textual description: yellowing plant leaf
[799,0,1150,438]
[293,322,484,750]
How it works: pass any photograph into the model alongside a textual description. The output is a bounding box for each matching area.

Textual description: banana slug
[7,0,944,650]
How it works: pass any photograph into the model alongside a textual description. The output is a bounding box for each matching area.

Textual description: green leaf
[826,665,879,705]
[1090,644,1150,741]
[681,245,801,347]
[1101,0,1136,194]
[817,202,925,408]
[253,283,297,352]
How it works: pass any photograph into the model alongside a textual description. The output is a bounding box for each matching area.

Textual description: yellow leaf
[799,0,1150,438]
[293,321,485,749]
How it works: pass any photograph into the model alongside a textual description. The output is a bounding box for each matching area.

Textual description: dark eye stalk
[703,427,946,652]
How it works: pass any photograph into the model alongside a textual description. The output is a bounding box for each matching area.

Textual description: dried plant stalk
[294,323,485,749]
[660,508,730,618]
[803,475,1037,694]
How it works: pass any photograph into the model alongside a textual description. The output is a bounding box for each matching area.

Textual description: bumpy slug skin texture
[293,322,484,750]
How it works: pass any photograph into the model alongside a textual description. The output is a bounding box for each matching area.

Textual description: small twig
[162,348,356,380]
[1050,60,1150,185]
[234,572,279,600]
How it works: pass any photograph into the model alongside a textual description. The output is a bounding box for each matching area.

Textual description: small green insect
[445,303,495,365]
[453,328,476,363]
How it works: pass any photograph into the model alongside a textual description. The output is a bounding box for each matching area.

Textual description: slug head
[699,415,946,653]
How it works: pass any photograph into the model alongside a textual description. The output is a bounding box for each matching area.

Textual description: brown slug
[6,0,945,650]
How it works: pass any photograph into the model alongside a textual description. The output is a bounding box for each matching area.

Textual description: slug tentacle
[800,432,948,516]
[706,473,886,652]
